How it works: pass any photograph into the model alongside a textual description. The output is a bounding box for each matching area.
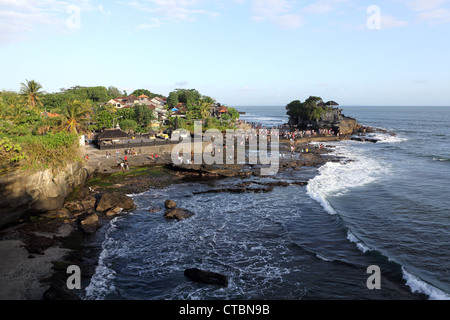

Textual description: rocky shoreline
[0,136,347,300]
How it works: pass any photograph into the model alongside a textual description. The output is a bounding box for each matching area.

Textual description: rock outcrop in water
[163,200,194,220]
[164,200,177,209]
[295,108,360,135]
[164,208,194,221]
[184,268,229,287]
[96,192,136,213]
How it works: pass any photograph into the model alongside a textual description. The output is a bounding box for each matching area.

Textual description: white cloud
[381,15,409,29]
[403,0,450,24]
[407,0,449,12]
[250,0,290,17]
[0,0,107,45]
[175,81,189,87]
[274,13,303,29]
[126,0,217,23]
[247,0,304,29]
[418,8,450,24]
[303,0,350,15]
[135,18,164,30]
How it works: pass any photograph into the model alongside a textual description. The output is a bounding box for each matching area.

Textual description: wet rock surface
[184,268,229,287]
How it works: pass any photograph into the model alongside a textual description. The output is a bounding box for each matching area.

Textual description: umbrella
[171,108,179,112]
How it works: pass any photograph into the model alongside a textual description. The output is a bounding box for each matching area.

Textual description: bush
[119,119,137,133]
[0,137,28,173]
[1,132,81,174]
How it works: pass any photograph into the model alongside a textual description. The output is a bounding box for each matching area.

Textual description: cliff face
[295,108,360,135]
[0,162,94,228]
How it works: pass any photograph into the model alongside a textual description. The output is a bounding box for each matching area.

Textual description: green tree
[95,110,115,129]
[57,100,92,134]
[41,92,69,112]
[302,96,325,120]
[186,100,202,120]
[131,89,164,100]
[119,119,137,133]
[286,96,330,124]
[221,113,231,121]
[0,91,25,121]
[61,86,109,103]
[20,79,44,111]
[201,95,215,104]
[116,108,136,121]
[103,103,117,114]
[176,89,201,105]
[167,91,179,109]
[286,100,302,120]
[227,107,240,121]
[107,86,124,99]
[199,100,212,119]
[134,104,155,127]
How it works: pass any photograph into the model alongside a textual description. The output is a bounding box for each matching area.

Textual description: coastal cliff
[286,97,360,135]
[294,108,360,135]
[0,162,94,228]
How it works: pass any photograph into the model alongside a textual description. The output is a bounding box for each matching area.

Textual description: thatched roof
[95,129,129,140]
[325,101,339,106]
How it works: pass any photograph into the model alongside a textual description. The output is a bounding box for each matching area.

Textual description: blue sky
[1,0,450,107]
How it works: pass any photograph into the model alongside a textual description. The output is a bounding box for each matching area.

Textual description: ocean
[82,105,450,300]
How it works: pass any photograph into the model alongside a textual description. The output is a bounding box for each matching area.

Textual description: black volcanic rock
[184,268,229,287]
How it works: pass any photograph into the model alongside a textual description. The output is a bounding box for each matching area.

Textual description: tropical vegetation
[286,96,334,124]
[1,81,240,174]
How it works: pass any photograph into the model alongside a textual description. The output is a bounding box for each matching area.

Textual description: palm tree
[103,103,117,114]
[199,100,212,120]
[0,91,26,121]
[0,96,9,119]
[20,79,44,111]
[57,100,92,134]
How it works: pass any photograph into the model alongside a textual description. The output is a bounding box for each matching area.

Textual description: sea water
[83,106,450,300]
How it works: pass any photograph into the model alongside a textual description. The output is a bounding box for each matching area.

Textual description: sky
[1,0,450,107]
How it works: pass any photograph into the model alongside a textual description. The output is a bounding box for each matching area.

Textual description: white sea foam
[306,143,389,216]
[84,217,122,300]
[402,267,450,300]
[366,132,407,143]
[432,157,449,162]
[347,229,450,300]
[316,253,333,262]
[346,231,371,253]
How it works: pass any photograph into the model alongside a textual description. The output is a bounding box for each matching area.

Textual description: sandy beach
[0,221,73,300]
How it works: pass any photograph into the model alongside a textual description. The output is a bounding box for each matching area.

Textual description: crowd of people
[281,128,336,140]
